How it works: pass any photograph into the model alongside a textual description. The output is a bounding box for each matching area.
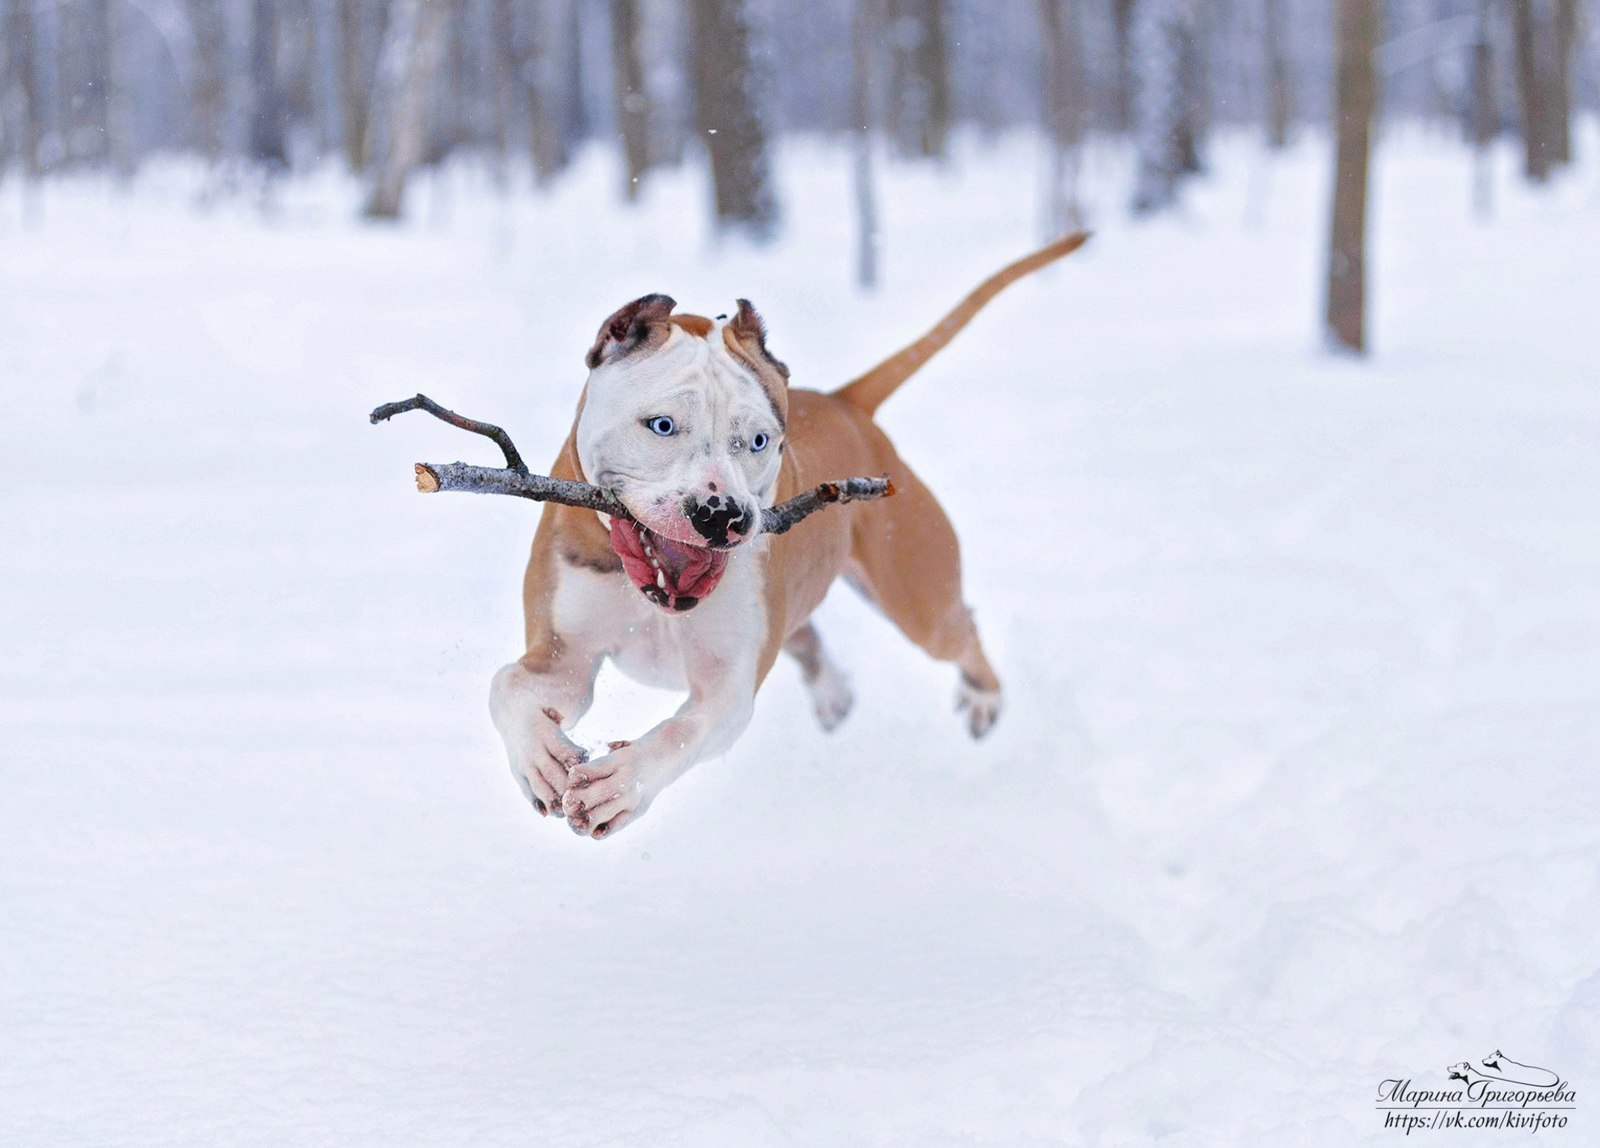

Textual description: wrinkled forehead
[592,320,785,425]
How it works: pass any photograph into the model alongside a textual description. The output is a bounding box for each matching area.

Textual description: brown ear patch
[671,313,714,338]
[586,293,677,369]
[728,298,789,378]
[722,298,790,424]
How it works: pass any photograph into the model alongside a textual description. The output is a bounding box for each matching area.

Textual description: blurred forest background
[0,1,1596,346]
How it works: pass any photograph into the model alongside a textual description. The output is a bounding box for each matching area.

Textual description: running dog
[489,232,1090,837]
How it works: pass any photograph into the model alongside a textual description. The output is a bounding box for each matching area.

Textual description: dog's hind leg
[845,453,1003,739]
[784,621,854,732]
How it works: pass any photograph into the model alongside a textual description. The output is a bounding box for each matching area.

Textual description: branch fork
[370,394,893,536]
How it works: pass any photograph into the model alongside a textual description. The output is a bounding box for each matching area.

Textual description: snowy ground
[3,126,1599,1146]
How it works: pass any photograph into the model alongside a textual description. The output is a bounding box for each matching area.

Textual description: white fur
[577,324,782,540]
[492,321,783,835]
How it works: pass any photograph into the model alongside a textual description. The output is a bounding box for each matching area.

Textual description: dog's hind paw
[807,663,854,732]
[956,680,1002,739]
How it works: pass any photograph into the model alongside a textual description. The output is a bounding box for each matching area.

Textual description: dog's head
[576,293,789,613]
[1446,1063,1474,1082]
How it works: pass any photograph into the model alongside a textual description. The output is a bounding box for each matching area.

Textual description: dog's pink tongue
[653,534,720,596]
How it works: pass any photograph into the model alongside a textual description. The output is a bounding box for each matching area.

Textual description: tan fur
[835,230,1089,416]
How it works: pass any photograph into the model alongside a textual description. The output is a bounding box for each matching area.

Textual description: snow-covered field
[3,127,1598,1146]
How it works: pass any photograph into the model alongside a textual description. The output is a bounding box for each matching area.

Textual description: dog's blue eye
[646,416,675,436]
[751,432,769,452]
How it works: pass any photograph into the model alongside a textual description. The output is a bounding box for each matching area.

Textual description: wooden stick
[371,394,893,536]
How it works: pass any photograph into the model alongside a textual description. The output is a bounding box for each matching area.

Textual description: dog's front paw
[506,706,590,819]
[561,744,650,839]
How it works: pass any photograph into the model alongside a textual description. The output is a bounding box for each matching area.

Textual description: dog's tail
[832,230,1090,417]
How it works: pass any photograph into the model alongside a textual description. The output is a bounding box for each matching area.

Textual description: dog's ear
[586,293,677,369]
[727,298,790,380]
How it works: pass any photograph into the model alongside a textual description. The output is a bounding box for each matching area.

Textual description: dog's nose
[684,495,753,547]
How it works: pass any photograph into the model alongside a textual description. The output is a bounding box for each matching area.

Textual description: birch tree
[363,0,448,218]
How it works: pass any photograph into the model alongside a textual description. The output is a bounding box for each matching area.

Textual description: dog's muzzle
[608,517,732,613]
[683,495,754,549]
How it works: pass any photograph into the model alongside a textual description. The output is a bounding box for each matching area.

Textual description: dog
[489,232,1089,838]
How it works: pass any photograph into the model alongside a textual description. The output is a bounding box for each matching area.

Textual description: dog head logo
[577,293,790,612]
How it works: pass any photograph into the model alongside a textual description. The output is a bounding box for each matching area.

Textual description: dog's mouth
[608,517,730,613]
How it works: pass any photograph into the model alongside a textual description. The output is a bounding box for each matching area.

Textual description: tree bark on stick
[1325,0,1380,355]
[369,394,893,537]
[363,0,449,219]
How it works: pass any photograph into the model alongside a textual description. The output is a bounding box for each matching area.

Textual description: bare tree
[364,0,449,218]
[1549,0,1578,167]
[610,0,652,200]
[1325,0,1380,354]
[1263,0,1292,149]
[1131,0,1204,213]
[249,0,290,169]
[490,0,516,171]
[336,0,373,171]
[853,0,881,287]
[1510,0,1572,183]
[1110,0,1136,132]
[1468,0,1496,215]
[885,0,949,158]
[184,0,228,164]
[2,0,42,177]
[1039,0,1089,232]
[524,0,572,186]
[689,0,776,238]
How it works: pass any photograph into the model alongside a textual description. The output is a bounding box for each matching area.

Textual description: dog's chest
[551,553,767,690]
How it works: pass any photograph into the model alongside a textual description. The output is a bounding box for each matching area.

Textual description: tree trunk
[184,0,227,164]
[337,0,371,171]
[1511,0,1552,182]
[490,0,515,173]
[852,0,880,287]
[364,0,449,219]
[249,0,289,169]
[885,0,949,159]
[2,0,42,176]
[689,0,777,238]
[609,0,652,200]
[1130,0,1203,213]
[1468,0,1496,216]
[1325,0,1380,355]
[1549,0,1577,167]
[526,0,570,185]
[1038,0,1088,232]
[1110,0,1135,133]
[1263,0,1292,149]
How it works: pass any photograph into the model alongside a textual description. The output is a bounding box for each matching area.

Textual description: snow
[3,126,1599,1146]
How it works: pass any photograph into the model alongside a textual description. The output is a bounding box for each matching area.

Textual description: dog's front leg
[490,643,604,818]
[561,652,757,839]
